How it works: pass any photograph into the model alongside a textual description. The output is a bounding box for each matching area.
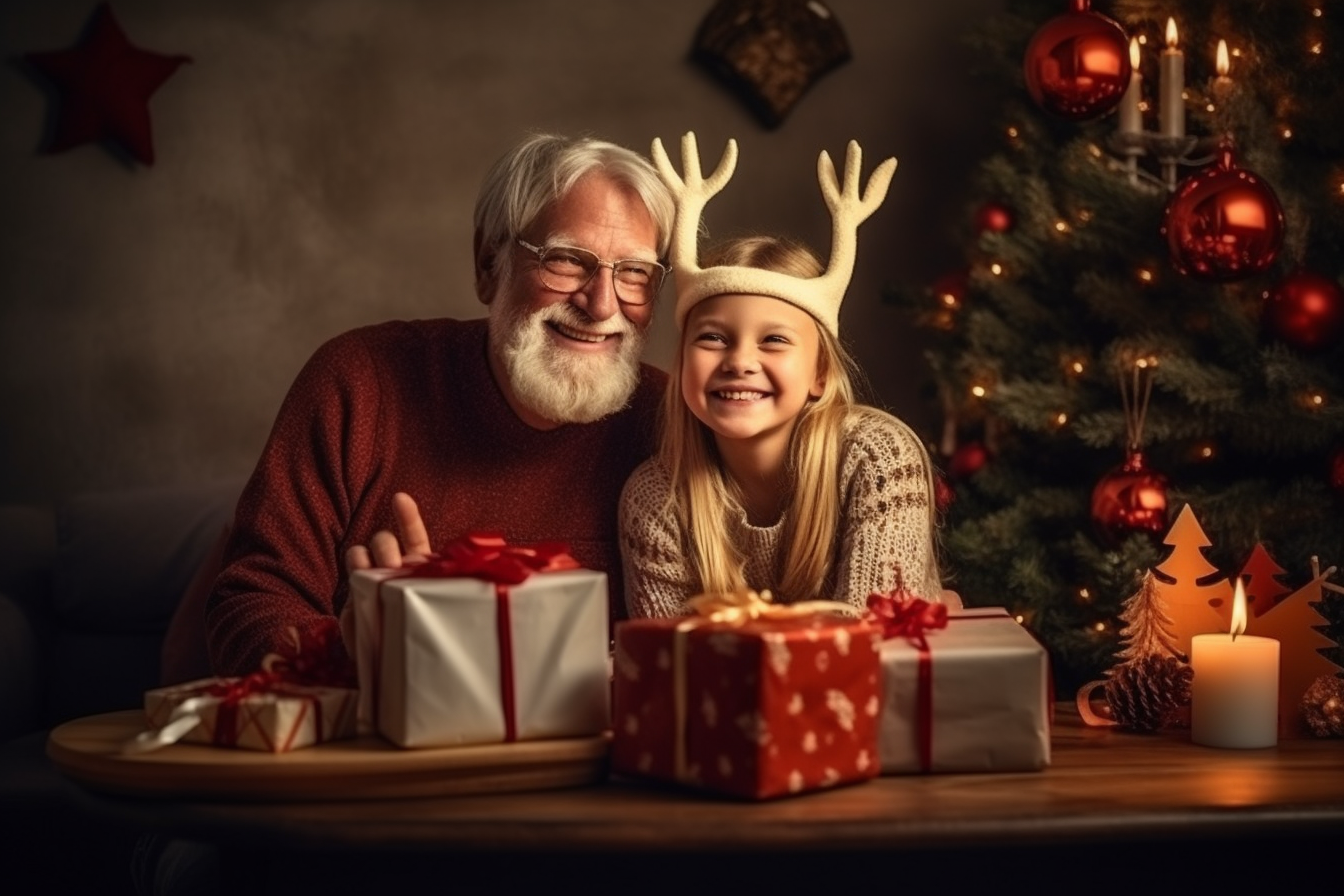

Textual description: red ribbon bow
[865,591,948,648]
[262,618,358,688]
[403,532,578,584]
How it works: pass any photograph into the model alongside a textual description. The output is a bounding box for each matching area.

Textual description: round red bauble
[975,202,1014,235]
[1091,451,1169,545]
[948,441,990,480]
[1161,145,1284,282]
[1263,272,1344,352]
[1329,444,1344,501]
[1022,2,1131,121]
[933,471,956,512]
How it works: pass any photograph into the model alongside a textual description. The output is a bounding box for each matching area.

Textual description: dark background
[0,0,1004,503]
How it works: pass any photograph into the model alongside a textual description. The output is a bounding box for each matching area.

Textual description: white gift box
[348,566,611,748]
[878,607,1052,774]
[143,677,358,753]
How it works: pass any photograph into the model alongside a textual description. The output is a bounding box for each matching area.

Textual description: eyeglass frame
[515,238,668,306]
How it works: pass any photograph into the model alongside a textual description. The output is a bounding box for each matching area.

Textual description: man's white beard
[488,294,645,425]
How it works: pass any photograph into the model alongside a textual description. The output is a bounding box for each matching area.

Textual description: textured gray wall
[0,0,1003,501]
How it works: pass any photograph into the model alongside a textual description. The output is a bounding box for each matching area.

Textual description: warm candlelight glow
[1130,37,1141,70]
[1160,19,1186,138]
[1191,576,1280,749]
[1217,40,1230,77]
[1229,577,1247,639]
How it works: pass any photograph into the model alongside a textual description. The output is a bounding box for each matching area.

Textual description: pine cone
[1104,655,1193,732]
[1302,675,1344,738]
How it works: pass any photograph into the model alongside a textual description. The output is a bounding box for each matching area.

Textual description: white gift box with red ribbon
[142,676,358,753]
[348,557,610,749]
[877,606,1052,774]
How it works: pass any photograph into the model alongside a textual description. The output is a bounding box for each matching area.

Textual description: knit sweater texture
[207,318,665,675]
[619,408,941,618]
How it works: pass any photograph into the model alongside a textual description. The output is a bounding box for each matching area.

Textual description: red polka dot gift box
[611,589,882,800]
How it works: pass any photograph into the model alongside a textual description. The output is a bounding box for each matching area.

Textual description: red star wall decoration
[24,3,191,166]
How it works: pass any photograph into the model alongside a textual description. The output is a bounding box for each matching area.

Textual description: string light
[1078,587,1091,602]
[989,262,1005,276]
[971,384,988,398]
[1093,621,1108,633]
[1137,268,1154,283]
[1054,220,1070,233]
[1054,411,1069,427]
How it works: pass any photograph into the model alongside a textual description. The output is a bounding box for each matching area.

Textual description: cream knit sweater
[619,408,942,618]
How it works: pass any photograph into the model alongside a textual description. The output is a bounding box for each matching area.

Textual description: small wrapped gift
[870,593,1051,774]
[611,589,882,800]
[141,674,358,753]
[347,533,610,748]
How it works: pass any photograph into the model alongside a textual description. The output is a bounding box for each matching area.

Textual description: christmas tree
[887,0,1344,690]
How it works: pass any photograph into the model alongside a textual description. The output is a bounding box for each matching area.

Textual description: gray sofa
[0,479,243,894]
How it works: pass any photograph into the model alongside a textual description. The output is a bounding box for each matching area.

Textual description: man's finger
[393,492,432,557]
[345,544,372,573]
[369,530,404,569]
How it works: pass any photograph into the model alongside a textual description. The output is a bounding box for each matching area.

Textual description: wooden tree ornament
[1251,556,1341,737]
[1152,504,1231,660]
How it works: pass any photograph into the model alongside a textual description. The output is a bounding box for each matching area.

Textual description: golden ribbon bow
[671,588,862,782]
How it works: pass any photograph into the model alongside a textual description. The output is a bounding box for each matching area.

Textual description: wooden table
[49,704,1344,892]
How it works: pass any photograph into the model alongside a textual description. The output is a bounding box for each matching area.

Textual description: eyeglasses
[516,238,667,306]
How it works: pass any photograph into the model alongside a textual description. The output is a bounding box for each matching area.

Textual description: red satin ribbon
[865,592,949,772]
[381,532,578,743]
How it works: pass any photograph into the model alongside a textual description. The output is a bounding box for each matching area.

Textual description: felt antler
[652,131,897,337]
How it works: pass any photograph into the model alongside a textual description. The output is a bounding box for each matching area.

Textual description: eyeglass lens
[538,246,662,304]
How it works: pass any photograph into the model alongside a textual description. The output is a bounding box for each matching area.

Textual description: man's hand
[345,492,432,571]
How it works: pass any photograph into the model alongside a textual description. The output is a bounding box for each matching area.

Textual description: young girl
[620,133,943,617]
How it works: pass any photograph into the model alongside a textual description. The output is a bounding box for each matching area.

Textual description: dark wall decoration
[692,0,850,129]
[23,2,191,166]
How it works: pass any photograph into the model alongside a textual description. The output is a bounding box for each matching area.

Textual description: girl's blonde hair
[659,235,863,601]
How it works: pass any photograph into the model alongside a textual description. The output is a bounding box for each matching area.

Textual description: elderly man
[205,133,674,675]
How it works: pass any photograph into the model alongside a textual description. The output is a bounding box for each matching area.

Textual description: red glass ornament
[1329,444,1344,501]
[1023,0,1132,121]
[975,202,1014,235]
[948,441,989,480]
[1263,272,1344,352]
[1090,451,1169,545]
[1161,144,1284,282]
[933,471,956,512]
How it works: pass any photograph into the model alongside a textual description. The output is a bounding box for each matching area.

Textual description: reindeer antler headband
[650,131,897,338]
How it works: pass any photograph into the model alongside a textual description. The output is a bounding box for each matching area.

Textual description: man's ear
[474,228,498,306]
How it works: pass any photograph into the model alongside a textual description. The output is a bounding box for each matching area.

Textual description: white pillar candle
[1159,18,1185,138]
[1118,38,1143,134]
[1190,579,1279,749]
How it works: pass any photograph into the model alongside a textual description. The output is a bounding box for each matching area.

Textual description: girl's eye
[694,332,726,345]
[762,334,790,345]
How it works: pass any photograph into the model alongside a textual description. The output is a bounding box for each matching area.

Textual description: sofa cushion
[54,480,244,632]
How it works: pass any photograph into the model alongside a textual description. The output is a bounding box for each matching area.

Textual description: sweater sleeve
[205,330,380,675]
[619,460,697,619]
[833,410,943,608]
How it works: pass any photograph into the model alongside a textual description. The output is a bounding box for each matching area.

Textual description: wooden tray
[47,710,611,801]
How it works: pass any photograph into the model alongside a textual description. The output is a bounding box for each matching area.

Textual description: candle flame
[1230,577,1247,640]
[1166,18,1179,50]
[1217,40,1230,76]
[1130,37,1141,69]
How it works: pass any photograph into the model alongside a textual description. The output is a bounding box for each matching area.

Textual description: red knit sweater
[206,318,665,675]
